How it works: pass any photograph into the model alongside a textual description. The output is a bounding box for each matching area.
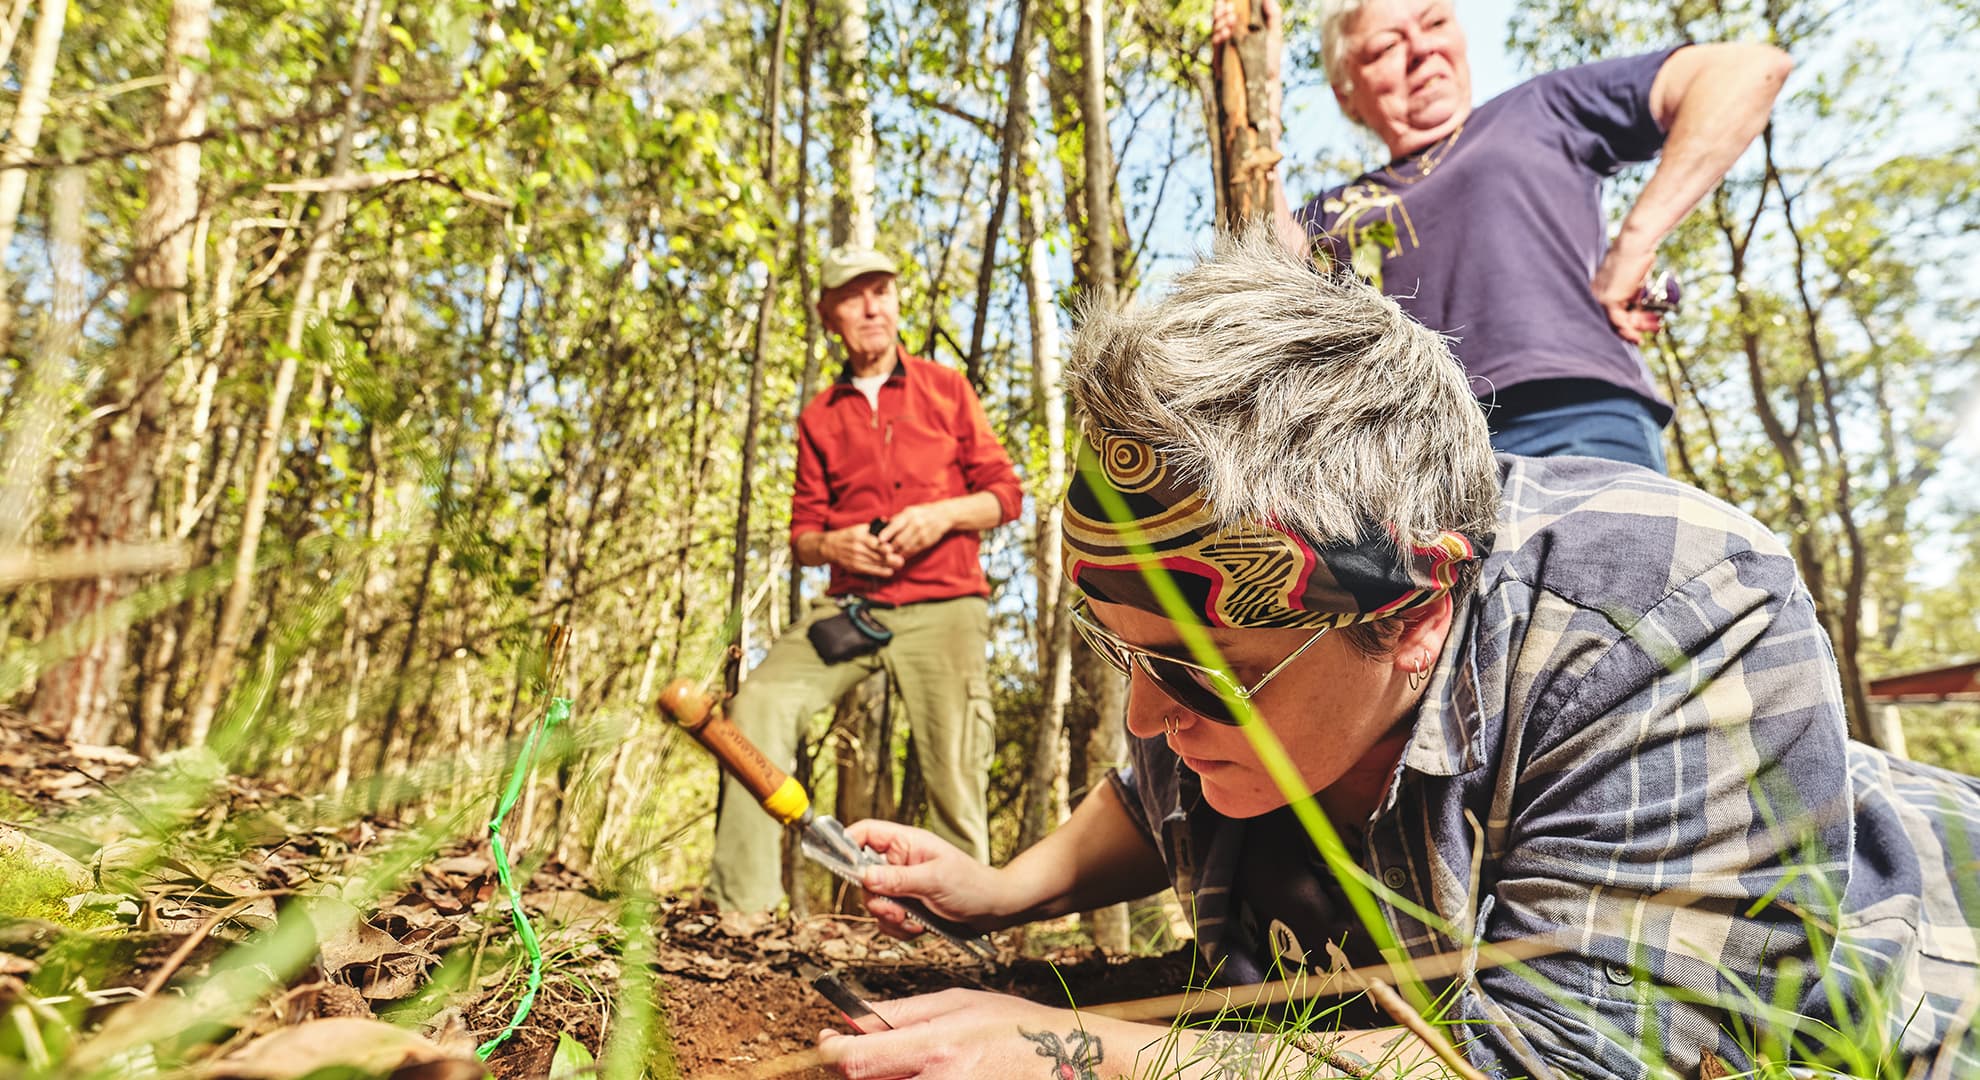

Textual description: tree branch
[265,168,512,209]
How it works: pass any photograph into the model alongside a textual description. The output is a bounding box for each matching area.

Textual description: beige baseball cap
[820,247,899,290]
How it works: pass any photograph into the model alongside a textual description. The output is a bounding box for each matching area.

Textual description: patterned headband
[1061,428,1486,629]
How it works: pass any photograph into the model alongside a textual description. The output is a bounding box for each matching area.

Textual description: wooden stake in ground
[1213,0,1283,228]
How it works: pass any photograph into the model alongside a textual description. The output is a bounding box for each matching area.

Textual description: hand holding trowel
[658,680,998,963]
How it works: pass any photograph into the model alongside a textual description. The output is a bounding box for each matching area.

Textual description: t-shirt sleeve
[1531,46,1686,175]
[1450,550,1854,1078]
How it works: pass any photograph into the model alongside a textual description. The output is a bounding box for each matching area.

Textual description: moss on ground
[0,848,113,931]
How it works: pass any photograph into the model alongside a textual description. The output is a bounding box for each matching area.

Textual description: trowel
[658,680,997,964]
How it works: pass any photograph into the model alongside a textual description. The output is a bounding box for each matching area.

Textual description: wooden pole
[1212,0,1283,229]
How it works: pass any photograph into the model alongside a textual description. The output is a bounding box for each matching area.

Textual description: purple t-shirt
[1297,48,1683,422]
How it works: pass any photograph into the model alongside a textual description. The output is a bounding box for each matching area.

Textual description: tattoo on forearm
[1021,1027,1103,1080]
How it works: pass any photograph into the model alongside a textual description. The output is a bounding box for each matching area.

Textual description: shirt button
[1381,867,1408,890]
[1605,962,1634,986]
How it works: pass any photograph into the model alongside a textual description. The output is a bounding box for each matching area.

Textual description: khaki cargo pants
[706,595,994,913]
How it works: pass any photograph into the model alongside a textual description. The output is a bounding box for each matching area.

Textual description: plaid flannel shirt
[1112,454,1980,1078]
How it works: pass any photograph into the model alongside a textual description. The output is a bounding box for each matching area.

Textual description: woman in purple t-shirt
[1212,0,1791,472]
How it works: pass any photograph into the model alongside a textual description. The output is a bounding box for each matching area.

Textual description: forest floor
[0,717,1195,1079]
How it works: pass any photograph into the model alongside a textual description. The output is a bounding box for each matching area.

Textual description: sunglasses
[1067,597,1330,725]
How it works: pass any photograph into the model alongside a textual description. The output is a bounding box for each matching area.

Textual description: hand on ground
[819,989,1138,1080]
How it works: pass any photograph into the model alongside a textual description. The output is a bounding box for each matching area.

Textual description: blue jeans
[1486,379,1668,473]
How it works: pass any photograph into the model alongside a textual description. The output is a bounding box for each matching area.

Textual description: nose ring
[1162,714,1180,737]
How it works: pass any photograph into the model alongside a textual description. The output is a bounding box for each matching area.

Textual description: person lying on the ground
[1210,0,1791,473]
[814,227,1980,1079]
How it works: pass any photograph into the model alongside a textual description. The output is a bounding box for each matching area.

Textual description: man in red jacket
[707,247,1023,913]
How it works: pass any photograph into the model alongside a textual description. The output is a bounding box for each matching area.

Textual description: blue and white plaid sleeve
[1455,544,1855,1077]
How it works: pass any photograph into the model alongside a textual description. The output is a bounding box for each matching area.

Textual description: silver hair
[1067,223,1499,561]
[1318,0,1459,110]
[1318,0,1374,96]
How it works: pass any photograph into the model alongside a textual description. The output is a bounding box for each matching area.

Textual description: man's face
[818,272,901,361]
[1334,0,1472,157]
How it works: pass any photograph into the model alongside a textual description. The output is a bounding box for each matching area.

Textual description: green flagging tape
[476,695,573,1060]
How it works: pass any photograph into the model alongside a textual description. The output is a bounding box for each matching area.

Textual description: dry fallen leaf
[359,952,433,1001]
[70,743,142,767]
[198,1017,479,1079]
[0,823,91,891]
[319,916,403,974]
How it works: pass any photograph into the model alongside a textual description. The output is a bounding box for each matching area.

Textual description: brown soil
[654,912,1201,1079]
[2,715,1204,1080]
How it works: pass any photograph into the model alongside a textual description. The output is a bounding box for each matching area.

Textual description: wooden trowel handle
[657,680,811,826]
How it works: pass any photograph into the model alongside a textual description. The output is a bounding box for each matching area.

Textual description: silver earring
[1407,657,1428,692]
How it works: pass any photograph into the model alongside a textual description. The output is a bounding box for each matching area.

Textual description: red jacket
[790,347,1022,605]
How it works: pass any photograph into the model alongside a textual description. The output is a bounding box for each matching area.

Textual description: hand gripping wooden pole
[658,680,812,826]
[1213,0,1284,228]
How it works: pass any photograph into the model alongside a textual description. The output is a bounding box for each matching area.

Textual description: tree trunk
[962,0,1035,390]
[726,0,795,694]
[787,0,822,625]
[1077,0,1117,312]
[1017,28,1070,854]
[175,223,241,539]
[1769,148,1877,744]
[185,0,386,746]
[813,0,891,904]
[832,672,895,825]
[0,0,30,79]
[0,0,67,350]
[1072,0,1129,955]
[28,0,213,748]
[828,0,876,250]
[16,168,96,739]
[1211,0,1282,228]
[1077,646,1130,954]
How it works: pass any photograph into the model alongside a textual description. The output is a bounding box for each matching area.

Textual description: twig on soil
[1363,978,1486,1080]
[139,890,290,997]
[1087,936,1560,1024]
[702,1046,829,1080]
[1285,1032,1378,1079]
[468,920,493,993]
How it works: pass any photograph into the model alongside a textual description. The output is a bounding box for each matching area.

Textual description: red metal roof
[1866,660,1980,703]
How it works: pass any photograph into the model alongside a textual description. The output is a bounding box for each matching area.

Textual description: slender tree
[185,0,388,745]
[0,0,66,351]
[28,0,213,746]
[726,0,797,694]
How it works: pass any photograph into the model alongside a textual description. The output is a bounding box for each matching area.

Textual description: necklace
[1382,119,1467,186]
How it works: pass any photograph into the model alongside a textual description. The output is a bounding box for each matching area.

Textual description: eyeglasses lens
[1137,654,1241,724]
[1071,602,1245,725]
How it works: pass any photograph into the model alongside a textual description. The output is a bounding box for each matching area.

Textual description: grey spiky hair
[1067,223,1499,554]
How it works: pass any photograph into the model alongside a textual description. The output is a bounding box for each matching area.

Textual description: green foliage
[1515,0,1980,736]
[0,852,109,931]
[2,0,1974,1073]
